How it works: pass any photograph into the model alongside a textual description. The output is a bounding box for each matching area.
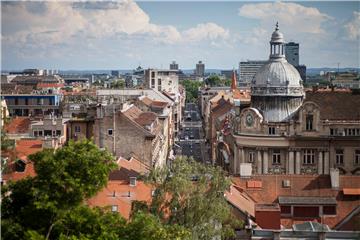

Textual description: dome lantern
[269,22,285,61]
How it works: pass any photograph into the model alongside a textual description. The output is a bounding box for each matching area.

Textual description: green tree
[181,80,203,102]
[2,140,190,240]
[111,79,125,89]
[146,156,237,240]
[206,75,222,87]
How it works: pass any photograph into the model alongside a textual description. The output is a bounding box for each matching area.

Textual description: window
[151,72,155,78]
[108,129,113,135]
[44,130,52,136]
[272,149,281,165]
[74,125,81,133]
[268,127,276,135]
[355,150,360,165]
[15,98,19,105]
[306,114,313,131]
[281,206,291,215]
[330,128,338,136]
[248,151,255,163]
[111,205,118,212]
[38,131,43,137]
[323,206,336,215]
[158,78,161,85]
[303,149,315,165]
[129,177,137,186]
[56,130,61,136]
[25,98,28,105]
[34,131,38,137]
[151,78,155,88]
[335,150,344,165]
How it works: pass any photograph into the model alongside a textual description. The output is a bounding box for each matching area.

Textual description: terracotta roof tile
[4,117,31,134]
[88,156,152,220]
[232,175,360,229]
[225,184,256,217]
[134,112,157,127]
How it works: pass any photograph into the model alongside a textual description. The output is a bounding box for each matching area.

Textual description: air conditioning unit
[282,180,291,188]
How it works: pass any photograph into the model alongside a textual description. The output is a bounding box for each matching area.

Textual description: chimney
[330,168,339,189]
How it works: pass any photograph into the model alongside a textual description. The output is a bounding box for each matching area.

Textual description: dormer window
[306,114,313,131]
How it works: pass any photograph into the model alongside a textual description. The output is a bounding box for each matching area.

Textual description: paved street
[176,103,209,164]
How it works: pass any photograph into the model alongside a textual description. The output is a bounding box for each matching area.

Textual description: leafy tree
[206,75,222,86]
[146,156,237,240]
[1,140,190,240]
[111,79,125,89]
[1,140,116,239]
[181,80,203,102]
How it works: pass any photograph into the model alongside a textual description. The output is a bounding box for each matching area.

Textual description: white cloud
[183,23,229,42]
[238,2,331,34]
[2,0,229,52]
[344,11,360,41]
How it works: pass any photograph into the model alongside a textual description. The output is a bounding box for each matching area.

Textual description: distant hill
[307,68,359,76]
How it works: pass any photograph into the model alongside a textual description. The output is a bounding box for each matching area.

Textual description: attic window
[268,127,276,135]
[111,205,118,212]
[108,129,113,136]
[130,177,137,186]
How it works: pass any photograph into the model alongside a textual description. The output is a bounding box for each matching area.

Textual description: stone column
[263,150,268,174]
[241,148,245,164]
[295,151,301,174]
[257,150,263,174]
[318,151,323,175]
[324,151,330,175]
[288,151,294,174]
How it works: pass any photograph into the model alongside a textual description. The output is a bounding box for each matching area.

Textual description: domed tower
[251,23,304,122]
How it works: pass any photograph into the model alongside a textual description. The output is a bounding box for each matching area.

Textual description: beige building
[228,24,360,176]
[94,104,168,168]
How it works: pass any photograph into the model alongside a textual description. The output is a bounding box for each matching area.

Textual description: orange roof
[343,188,360,195]
[225,184,256,217]
[88,156,152,220]
[2,139,42,182]
[134,112,157,126]
[4,117,31,134]
[139,96,153,106]
[37,83,64,88]
[233,89,251,101]
[232,175,360,229]
[15,139,43,159]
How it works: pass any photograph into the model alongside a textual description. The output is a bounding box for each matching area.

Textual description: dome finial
[275,22,279,31]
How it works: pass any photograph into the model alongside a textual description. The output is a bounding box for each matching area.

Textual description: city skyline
[1,1,359,70]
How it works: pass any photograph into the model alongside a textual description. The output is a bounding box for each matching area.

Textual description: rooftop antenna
[337,62,340,74]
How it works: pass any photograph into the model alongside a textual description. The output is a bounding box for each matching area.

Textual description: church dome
[251,22,304,97]
[250,23,305,122]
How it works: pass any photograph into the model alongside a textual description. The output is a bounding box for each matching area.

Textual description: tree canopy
[181,80,203,102]
[146,156,240,240]
[205,75,232,87]
[2,140,189,240]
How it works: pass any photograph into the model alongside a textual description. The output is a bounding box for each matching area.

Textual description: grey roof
[278,196,337,205]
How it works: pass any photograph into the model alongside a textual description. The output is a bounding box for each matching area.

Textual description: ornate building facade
[231,24,360,176]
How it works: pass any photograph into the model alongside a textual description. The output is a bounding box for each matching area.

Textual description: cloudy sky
[1,1,359,70]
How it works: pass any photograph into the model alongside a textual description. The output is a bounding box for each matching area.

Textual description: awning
[343,188,360,195]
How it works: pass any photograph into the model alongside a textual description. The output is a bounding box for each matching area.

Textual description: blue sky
[1,1,359,70]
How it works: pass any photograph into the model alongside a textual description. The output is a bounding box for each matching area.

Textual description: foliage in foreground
[1,140,189,240]
[146,156,240,240]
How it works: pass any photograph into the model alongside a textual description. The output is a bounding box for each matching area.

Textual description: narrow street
[176,103,210,164]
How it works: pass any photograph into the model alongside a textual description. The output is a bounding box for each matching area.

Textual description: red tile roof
[4,117,31,134]
[88,157,152,219]
[232,175,360,229]
[37,83,64,88]
[225,184,256,217]
[343,188,360,195]
[2,139,43,182]
[134,112,157,127]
